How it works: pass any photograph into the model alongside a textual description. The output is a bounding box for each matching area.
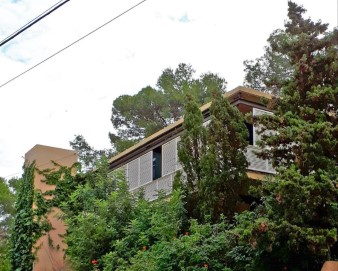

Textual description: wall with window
[246,108,275,173]
[119,107,275,201]
[123,137,181,200]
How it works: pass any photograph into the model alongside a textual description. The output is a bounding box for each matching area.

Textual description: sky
[0,0,337,179]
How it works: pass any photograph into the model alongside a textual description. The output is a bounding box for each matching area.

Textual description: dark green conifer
[236,2,338,270]
[177,89,248,221]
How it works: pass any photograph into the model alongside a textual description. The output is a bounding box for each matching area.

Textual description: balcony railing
[246,145,275,174]
[130,172,175,201]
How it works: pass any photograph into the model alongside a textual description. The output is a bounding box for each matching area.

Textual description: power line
[1,0,148,178]
[0,0,70,47]
[0,0,148,89]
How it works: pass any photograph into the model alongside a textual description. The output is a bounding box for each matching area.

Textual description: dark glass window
[152,146,162,180]
[245,122,254,145]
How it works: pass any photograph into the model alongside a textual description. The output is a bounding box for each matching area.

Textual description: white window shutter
[162,139,177,176]
[127,158,139,190]
[253,108,273,147]
[139,152,152,185]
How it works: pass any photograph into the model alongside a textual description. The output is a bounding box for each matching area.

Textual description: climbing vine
[9,162,50,271]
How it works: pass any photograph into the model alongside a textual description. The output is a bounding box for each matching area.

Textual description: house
[108,86,275,201]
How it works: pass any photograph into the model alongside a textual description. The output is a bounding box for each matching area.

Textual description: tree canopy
[109,63,227,153]
[176,89,249,222]
[4,2,337,270]
[236,2,338,270]
[243,41,293,96]
[69,134,113,171]
[0,178,16,271]
[256,1,337,173]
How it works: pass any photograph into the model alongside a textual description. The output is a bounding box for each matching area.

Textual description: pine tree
[110,63,227,153]
[243,41,292,96]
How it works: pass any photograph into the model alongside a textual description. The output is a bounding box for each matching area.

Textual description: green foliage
[70,134,114,171]
[243,37,293,96]
[0,249,10,271]
[47,155,256,271]
[255,4,338,173]
[177,89,248,221]
[234,2,338,270]
[9,162,50,271]
[19,4,335,271]
[39,157,128,270]
[0,178,16,271]
[234,167,338,271]
[0,178,15,233]
[65,176,134,270]
[48,156,188,271]
[109,63,227,152]
[127,218,237,271]
[175,94,207,219]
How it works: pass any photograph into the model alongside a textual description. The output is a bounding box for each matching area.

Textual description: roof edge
[108,86,272,165]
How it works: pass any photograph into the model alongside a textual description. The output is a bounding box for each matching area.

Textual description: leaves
[109,63,227,153]
[235,2,338,270]
[0,178,16,271]
[177,88,249,222]
[10,162,50,271]
[69,135,114,171]
[243,43,292,96]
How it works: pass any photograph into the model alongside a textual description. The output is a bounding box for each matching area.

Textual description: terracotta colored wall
[321,261,338,271]
[25,145,77,271]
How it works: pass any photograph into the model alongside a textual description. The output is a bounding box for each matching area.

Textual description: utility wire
[0,0,70,47]
[0,0,147,89]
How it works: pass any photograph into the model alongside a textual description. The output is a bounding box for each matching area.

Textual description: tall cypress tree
[235,2,338,270]
[176,95,207,220]
[198,90,248,220]
[257,1,337,173]
[177,89,248,221]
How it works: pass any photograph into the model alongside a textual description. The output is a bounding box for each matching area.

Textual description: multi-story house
[108,86,275,200]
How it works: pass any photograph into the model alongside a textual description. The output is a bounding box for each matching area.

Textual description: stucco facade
[25,144,77,271]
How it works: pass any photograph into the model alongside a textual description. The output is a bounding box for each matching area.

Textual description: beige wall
[25,144,77,271]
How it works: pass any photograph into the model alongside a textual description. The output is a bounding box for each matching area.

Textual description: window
[152,146,162,180]
[245,122,254,145]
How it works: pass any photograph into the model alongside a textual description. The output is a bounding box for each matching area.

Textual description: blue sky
[0,0,337,178]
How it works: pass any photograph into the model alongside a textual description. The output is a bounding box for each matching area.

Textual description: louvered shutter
[176,137,183,170]
[127,158,139,190]
[139,152,152,185]
[162,139,177,176]
[253,108,273,146]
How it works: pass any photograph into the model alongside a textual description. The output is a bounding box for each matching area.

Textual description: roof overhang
[109,86,273,170]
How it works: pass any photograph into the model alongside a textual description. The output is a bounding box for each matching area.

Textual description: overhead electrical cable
[0,0,70,47]
[0,0,147,89]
